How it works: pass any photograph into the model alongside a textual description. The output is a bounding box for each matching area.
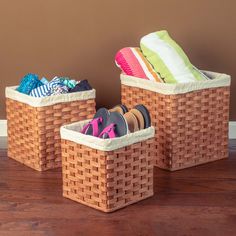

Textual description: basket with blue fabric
[6,74,96,171]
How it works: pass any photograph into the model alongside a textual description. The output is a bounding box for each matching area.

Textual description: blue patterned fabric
[17,73,43,95]
[18,74,86,97]
[40,77,49,85]
[50,85,69,95]
[61,78,78,89]
[30,77,67,97]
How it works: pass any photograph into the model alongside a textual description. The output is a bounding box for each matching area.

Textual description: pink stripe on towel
[115,47,163,82]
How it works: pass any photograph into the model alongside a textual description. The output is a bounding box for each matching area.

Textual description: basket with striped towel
[5,86,96,171]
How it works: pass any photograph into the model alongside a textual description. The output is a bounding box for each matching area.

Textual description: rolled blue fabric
[62,79,78,89]
[40,77,49,85]
[30,83,51,97]
[17,73,43,95]
[55,77,78,89]
[30,77,65,97]
[29,76,81,97]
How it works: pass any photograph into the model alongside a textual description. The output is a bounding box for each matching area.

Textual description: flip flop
[81,108,109,136]
[109,104,128,115]
[99,112,128,139]
[120,104,128,113]
[123,112,139,133]
[134,105,151,128]
[129,108,145,130]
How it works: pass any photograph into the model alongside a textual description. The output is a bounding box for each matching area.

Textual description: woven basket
[60,120,155,212]
[121,71,231,171]
[5,86,96,171]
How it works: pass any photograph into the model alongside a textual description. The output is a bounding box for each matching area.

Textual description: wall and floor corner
[1,120,235,149]
[0,0,235,120]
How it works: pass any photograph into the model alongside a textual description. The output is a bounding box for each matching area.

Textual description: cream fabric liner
[60,119,155,151]
[120,71,231,95]
[5,86,96,107]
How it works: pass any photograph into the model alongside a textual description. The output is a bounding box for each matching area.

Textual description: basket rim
[5,86,96,107]
[120,70,231,95]
[60,119,155,151]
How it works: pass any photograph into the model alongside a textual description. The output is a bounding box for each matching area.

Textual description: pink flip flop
[98,123,117,139]
[99,112,128,139]
[81,108,109,137]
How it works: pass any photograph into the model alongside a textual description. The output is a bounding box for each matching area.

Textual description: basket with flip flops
[6,83,96,171]
[60,105,155,212]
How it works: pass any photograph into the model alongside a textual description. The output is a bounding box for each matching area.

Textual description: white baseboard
[0,120,235,148]
[229,121,236,139]
[0,120,7,149]
[0,120,7,137]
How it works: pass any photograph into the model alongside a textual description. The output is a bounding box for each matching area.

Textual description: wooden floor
[0,140,236,236]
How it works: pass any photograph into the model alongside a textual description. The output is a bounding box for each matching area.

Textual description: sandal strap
[98,123,117,139]
[81,117,103,137]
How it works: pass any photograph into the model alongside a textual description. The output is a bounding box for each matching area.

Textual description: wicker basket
[121,71,231,171]
[5,86,96,171]
[60,120,155,212]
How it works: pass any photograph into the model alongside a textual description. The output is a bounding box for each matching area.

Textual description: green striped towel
[140,30,209,83]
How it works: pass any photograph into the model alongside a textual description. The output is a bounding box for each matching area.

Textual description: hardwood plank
[0,141,236,236]
[0,137,7,150]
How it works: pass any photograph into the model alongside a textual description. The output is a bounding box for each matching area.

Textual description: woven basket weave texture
[121,85,230,171]
[6,98,96,171]
[62,139,154,212]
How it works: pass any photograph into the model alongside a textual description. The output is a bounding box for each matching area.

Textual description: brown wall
[0,0,235,120]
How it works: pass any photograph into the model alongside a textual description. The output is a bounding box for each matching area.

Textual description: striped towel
[140,30,209,83]
[115,47,163,82]
[30,77,63,97]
